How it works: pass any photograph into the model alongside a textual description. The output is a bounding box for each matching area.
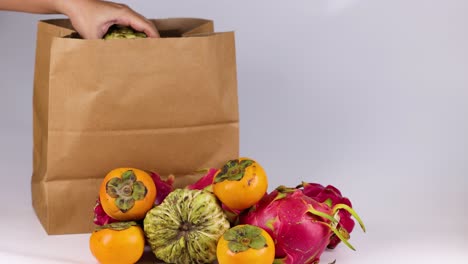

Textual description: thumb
[71,23,103,40]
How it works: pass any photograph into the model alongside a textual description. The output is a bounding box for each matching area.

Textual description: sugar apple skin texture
[144,189,230,264]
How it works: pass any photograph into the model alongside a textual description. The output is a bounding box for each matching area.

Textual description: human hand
[60,0,159,39]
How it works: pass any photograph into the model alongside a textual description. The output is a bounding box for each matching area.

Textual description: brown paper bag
[32,18,239,235]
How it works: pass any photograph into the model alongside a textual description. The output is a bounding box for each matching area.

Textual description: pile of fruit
[89,158,365,264]
[103,25,148,39]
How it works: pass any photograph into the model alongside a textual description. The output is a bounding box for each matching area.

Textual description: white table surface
[1,130,467,264]
[1,204,468,264]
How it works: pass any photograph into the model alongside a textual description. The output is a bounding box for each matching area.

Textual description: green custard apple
[103,25,147,39]
[144,189,230,264]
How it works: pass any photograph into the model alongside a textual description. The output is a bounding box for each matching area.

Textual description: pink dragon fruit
[300,182,356,249]
[93,198,118,226]
[239,186,365,264]
[149,171,175,205]
[186,168,219,191]
[93,170,174,226]
[186,168,242,224]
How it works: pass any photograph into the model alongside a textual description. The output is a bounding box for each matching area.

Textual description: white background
[1,0,468,263]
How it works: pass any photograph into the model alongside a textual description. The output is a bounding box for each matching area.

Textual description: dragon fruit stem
[332,203,366,232]
[273,258,287,264]
[320,222,356,251]
[307,206,338,224]
[195,168,210,174]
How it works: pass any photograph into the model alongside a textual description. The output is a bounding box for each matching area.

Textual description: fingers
[68,1,160,39]
[142,20,160,38]
[128,17,160,38]
[114,4,160,38]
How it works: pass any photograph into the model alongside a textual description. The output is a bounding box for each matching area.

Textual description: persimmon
[217,224,275,264]
[212,158,268,210]
[89,221,145,264]
[99,168,156,221]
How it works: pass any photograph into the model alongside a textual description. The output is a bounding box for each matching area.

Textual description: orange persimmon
[217,224,275,264]
[89,222,145,264]
[99,168,156,221]
[212,158,268,210]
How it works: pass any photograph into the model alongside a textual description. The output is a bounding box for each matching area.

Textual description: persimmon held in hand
[99,168,156,221]
[212,158,268,210]
[217,224,275,264]
[89,221,145,264]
